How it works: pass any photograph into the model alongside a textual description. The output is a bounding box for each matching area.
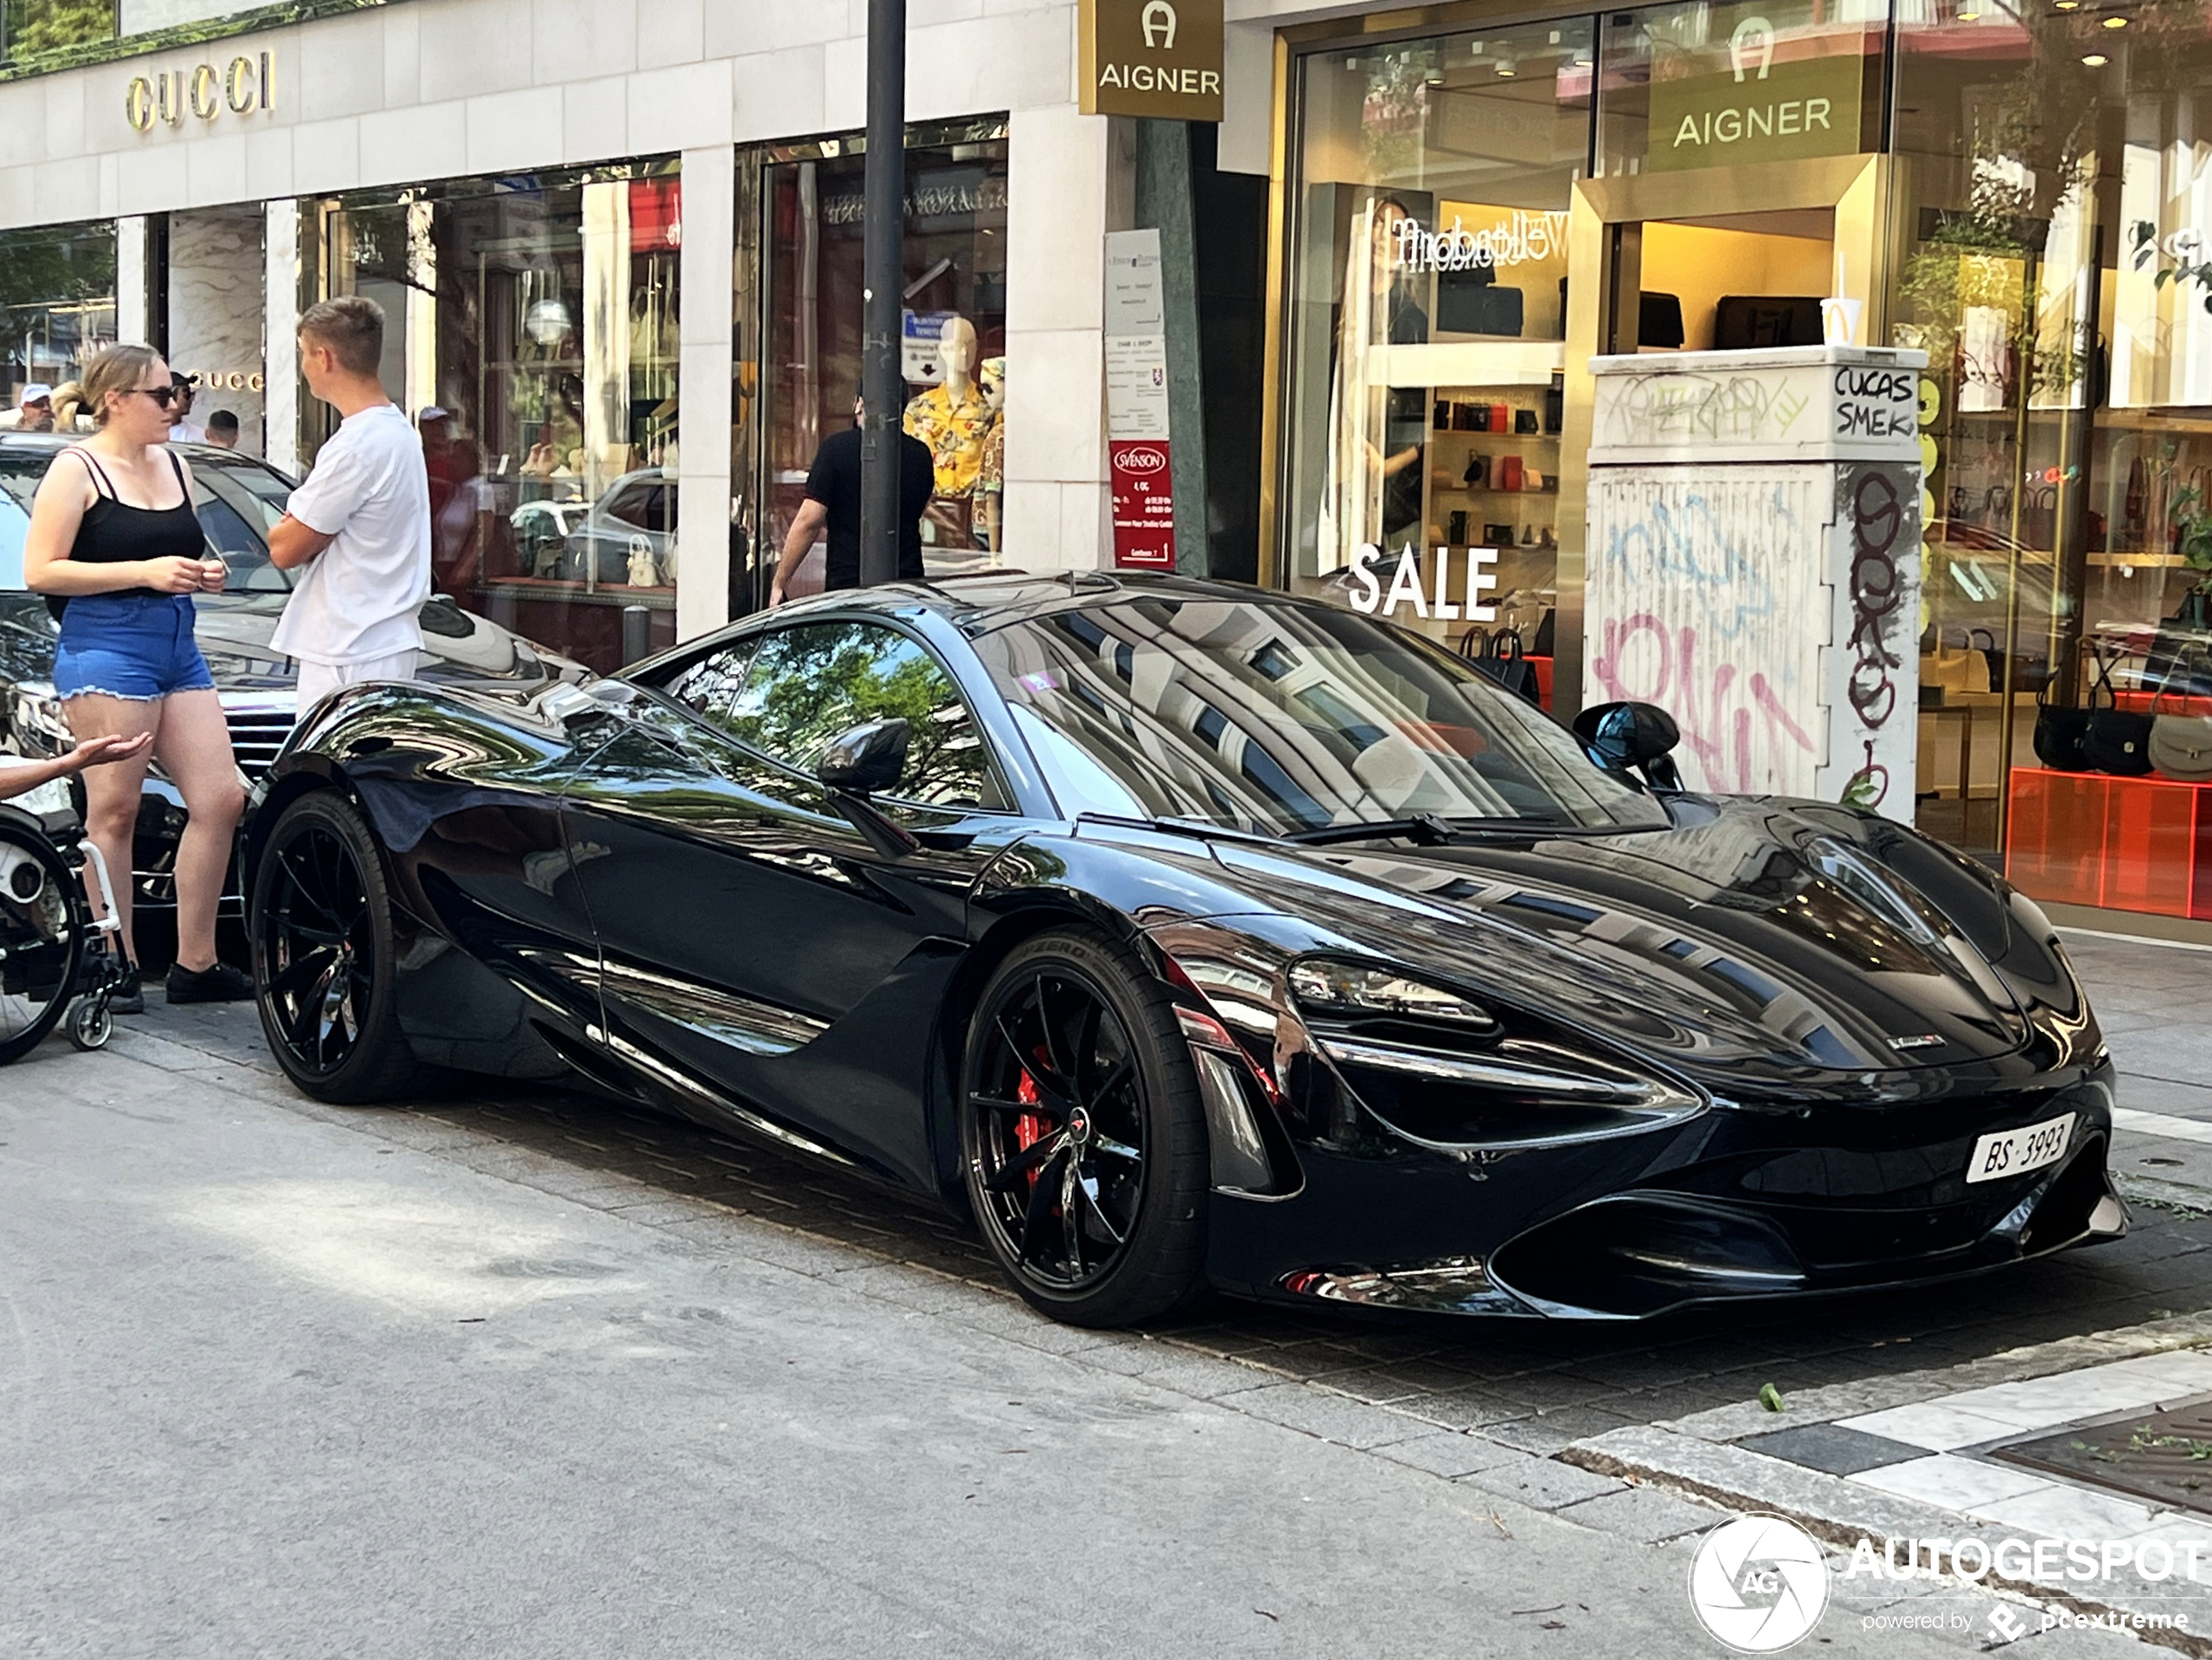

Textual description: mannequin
[903,315,993,498]
[974,356,1006,551]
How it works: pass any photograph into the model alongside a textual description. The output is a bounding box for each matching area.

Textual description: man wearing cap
[167,372,207,443]
[0,384,54,431]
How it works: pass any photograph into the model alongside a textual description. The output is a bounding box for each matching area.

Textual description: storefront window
[745,130,1008,604]
[0,221,116,408]
[1892,2,2212,925]
[1283,23,1593,699]
[312,164,681,674]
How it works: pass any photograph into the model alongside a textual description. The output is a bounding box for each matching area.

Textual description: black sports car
[0,433,580,927]
[240,574,2124,1327]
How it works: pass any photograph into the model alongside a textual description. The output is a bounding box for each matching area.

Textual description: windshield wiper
[1281,813,1462,847]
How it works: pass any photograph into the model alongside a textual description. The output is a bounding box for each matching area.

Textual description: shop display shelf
[2006,766,2212,921]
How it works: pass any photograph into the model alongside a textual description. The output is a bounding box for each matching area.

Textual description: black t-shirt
[804,426,937,589]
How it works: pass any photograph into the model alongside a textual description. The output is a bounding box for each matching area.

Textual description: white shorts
[293,651,418,720]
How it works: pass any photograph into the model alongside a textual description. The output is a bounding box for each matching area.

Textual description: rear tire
[249,791,420,1103]
[959,928,1209,1327]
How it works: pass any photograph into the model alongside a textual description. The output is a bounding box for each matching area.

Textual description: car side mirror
[1573,700,1684,792]
[818,718,911,796]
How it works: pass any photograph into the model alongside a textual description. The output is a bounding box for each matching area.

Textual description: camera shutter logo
[1688,1515,1830,1652]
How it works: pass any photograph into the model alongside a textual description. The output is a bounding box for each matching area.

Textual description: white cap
[20,383,51,403]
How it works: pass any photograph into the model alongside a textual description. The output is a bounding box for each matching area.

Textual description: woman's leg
[149,689,244,973]
[61,692,161,959]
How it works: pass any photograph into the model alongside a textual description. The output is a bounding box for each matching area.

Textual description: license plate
[1966,1112,2075,1184]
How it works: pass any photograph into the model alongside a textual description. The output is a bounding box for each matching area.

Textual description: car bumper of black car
[1210,1072,2125,1321]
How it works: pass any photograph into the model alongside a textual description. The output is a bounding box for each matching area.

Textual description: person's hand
[767,583,788,609]
[62,731,152,773]
[140,557,205,594]
[197,557,227,592]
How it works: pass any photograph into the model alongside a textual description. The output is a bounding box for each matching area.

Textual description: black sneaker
[108,964,145,1016]
[165,961,254,1005]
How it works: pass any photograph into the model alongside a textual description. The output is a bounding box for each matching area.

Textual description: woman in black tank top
[23,343,253,1007]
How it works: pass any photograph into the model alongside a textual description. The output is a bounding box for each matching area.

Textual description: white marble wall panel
[168,204,266,455]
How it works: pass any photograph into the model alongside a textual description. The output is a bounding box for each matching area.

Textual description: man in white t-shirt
[269,295,431,715]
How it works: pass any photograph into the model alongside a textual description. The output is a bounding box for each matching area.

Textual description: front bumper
[1211,1072,2126,1320]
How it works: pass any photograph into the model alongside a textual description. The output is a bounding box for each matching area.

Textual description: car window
[661,638,760,722]
[713,620,1002,810]
[974,597,1669,833]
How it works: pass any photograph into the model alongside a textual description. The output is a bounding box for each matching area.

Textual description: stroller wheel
[67,995,112,1052]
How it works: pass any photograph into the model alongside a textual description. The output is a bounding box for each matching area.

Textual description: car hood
[186,592,578,691]
[1185,796,2049,1085]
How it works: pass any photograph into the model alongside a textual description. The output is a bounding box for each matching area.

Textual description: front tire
[249,791,419,1103]
[960,928,1209,1327]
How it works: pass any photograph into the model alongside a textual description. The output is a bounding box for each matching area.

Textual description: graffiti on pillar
[1585,469,1827,798]
[1839,468,1905,806]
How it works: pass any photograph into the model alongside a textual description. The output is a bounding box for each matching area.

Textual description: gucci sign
[196,370,266,393]
[126,52,274,132]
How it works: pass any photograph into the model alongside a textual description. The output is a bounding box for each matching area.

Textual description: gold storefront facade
[1263,0,2212,937]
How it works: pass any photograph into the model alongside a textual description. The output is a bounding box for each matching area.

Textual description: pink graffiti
[1591,614,1816,794]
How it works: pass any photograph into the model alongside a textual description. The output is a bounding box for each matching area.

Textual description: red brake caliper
[1014,1067,1049,1189]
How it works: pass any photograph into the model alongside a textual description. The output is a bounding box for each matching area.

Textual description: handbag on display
[2082,654,2155,776]
[1922,633,1989,696]
[1967,627,2005,694]
[1531,608,1555,658]
[2146,589,2212,698]
[1473,629,1541,705]
[2033,669,2092,773]
[1456,625,1487,662]
[2150,671,2212,783]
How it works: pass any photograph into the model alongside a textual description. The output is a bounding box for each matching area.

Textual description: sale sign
[1109,440,1176,570]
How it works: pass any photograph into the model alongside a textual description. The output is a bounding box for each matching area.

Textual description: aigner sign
[1645,13,1861,173]
[1079,0,1224,122]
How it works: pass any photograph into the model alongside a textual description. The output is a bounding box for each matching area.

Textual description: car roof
[0,431,291,476]
[770,570,1318,638]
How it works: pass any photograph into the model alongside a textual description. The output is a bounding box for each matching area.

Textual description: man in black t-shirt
[770,398,936,604]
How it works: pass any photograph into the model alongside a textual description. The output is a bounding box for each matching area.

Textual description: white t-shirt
[170,422,207,443]
[271,402,431,667]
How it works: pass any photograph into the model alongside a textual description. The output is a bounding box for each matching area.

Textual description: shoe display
[165,961,253,1005]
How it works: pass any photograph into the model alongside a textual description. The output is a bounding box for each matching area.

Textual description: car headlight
[1287,958,1499,1034]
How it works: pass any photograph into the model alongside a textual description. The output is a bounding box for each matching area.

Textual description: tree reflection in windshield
[974,597,1666,835]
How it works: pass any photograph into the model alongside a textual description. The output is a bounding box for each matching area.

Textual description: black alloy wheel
[961,928,1209,1327]
[250,792,419,1103]
[0,819,84,1066]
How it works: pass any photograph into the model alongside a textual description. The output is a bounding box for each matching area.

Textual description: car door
[562,617,1026,1186]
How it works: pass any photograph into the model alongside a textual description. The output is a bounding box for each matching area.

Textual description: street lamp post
[858,0,906,588]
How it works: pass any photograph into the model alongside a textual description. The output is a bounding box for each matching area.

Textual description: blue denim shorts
[53,593,215,702]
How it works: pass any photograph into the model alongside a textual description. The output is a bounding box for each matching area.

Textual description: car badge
[1889,1034,1944,1051]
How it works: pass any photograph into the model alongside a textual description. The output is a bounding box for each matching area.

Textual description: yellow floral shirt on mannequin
[903,381,995,496]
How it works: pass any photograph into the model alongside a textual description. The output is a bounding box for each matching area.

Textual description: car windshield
[0,446,295,593]
[973,596,1669,835]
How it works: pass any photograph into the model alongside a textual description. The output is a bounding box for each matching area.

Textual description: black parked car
[241,574,2124,1327]
[0,433,581,934]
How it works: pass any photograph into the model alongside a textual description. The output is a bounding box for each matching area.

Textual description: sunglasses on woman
[124,385,180,408]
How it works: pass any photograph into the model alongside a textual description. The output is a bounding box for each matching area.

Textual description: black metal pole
[858,0,906,588]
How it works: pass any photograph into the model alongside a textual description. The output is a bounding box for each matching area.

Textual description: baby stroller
[0,792,129,1064]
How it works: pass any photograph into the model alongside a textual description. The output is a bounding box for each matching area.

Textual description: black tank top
[46,448,205,622]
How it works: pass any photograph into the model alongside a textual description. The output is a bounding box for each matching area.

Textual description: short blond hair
[78,344,164,429]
